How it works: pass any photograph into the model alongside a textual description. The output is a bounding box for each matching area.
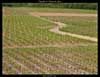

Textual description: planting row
[3,16,95,48]
[3,46,98,74]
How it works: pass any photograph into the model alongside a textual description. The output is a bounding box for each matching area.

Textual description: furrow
[3,53,35,74]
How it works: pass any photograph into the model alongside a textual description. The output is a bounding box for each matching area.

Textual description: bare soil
[3,43,96,49]
[30,12,97,17]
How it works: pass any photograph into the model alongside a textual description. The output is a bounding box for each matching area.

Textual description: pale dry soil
[30,12,97,17]
[3,43,97,49]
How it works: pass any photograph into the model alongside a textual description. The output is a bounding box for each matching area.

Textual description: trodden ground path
[30,12,97,42]
[30,12,97,17]
[49,22,97,42]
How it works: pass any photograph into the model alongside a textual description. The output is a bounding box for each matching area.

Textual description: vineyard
[2,7,98,74]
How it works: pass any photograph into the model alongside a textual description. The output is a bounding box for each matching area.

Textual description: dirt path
[3,43,97,49]
[30,12,97,17]
[30,13,97,42]
[49,23,97,42]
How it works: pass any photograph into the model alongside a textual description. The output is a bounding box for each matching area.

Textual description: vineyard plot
[3,46,98,74]
[2,7,98,74]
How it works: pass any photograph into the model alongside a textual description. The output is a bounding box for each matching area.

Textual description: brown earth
[30,12,97,17]
[3,43,96,49]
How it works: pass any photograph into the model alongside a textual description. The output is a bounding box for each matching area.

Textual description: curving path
[30,13,97,42]
[49,21,97,42]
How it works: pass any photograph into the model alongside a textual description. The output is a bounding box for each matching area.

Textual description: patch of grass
[32,7,97,14]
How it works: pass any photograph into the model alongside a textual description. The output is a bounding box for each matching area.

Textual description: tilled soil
[3,49,97,74]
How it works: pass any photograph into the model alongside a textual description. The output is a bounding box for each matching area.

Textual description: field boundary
[30,12,97,17]
[3,43,97,49]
